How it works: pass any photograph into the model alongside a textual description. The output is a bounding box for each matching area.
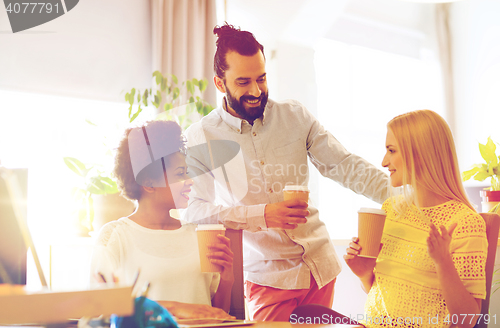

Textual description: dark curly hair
[213,22,265,79]
[113,120,186,201]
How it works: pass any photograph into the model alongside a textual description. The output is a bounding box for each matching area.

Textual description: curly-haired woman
[90,120,234,320]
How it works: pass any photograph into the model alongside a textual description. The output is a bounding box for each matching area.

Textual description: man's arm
[306,113,389,204]
[182,145,308,231]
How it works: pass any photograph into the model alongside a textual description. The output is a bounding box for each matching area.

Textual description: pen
[132,269,140,289]
[140,281,150,298]
[98,272,107,283]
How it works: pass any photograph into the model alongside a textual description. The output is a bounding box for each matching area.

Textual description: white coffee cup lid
[358,207,386,215]
[196,224,226,231]
[283,185,309,192]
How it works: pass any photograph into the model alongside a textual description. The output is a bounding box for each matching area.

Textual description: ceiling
[225,0,433,48]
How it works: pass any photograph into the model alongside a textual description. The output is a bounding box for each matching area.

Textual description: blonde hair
[387,110,475,214]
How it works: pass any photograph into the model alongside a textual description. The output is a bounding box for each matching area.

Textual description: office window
[0,90,149,239]
[314,38,445,239]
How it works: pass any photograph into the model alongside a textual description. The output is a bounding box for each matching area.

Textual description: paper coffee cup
[357,208,386,258]
[283,185,309,203]
[196,224,226,272]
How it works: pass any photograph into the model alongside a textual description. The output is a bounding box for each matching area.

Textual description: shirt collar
[219,97,243,133]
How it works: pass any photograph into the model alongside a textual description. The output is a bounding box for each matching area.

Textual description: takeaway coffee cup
[196,224,226,272]
[283,185,309,203]
[357,208,386,258]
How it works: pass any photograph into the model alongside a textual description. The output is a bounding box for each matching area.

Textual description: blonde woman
[344,110,487,328]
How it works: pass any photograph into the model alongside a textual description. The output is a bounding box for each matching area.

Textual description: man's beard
[225,85,268,123]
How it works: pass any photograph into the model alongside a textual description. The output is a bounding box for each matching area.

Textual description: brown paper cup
[196,224,226,272]
[283,185,309,203]
[358,208,386,258]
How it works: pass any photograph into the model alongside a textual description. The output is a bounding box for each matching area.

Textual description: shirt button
[252,132,257,136]
[237,129,240,132]
[260,161,264,165]
[257,227,262,231]
[268,188,273,193]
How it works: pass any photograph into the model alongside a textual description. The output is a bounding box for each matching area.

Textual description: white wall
[0,0,152,101]
[451,0,500,174]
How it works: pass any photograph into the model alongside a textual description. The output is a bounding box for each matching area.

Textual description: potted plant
[124,71,214,130]
[64,72,214,235]
[462,136,500,213]
[63,156,126,234]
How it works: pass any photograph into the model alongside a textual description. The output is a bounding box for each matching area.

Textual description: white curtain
[151,0,217,107]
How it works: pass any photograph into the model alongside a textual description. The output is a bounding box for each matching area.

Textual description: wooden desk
[216,322,364,328]
[0,320,364,328]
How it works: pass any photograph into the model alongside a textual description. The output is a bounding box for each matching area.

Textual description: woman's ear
[141,179,155,194]
[142,186,155,194]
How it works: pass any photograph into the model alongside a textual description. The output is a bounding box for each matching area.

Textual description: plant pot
[480,190,500,213]
[92,193,136,233]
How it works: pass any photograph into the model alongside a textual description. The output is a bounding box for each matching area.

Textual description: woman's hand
[343,237,379,293]
[343,237,378,277]
[427,222,457,264]
[426,222,482,328]
[209,234,234,312]
[208,235,234,285]
[157,301,235,320]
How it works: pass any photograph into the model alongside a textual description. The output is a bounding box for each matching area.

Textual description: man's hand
[264,199,309,229]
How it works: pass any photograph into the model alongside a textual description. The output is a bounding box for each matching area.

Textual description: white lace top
[89,218,219,305]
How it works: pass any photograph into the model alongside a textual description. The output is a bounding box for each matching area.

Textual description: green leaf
[164,103,173,111]
[126,91,134,106]
[130,105,142,123]
[171,74,178,85]
[186,102,196,114]
[474,170,491,181]
[486,136,497,152]
[153,90,162,108]
[143,89,149,106]
[85,119,97,126]
[192,78,199,87]
[153,71,163,85]
[173,87,180,101]
[491,202,500,214]
[130,88,136,101]
[486,137,499,166]
[196,100,203,113]
[199,79,207,92]
[128,104,133,118]
[87,176,118,194]
[64,157,88,177]
[462,167,480,181]
[479,141,497,165]
[137,92,141,103]
[203,104,213,116]
[100,177,119,193]
[186,80,195,95]
[189,96,195,103]
[161,77,167,92]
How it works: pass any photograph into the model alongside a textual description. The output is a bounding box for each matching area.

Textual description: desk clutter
[0,284,133,325]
